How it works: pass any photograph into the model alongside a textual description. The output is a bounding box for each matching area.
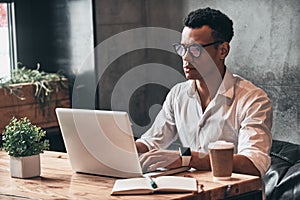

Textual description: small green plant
[2,117,50,157]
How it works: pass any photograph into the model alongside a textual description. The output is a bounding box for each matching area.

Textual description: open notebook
[111,176,198,195]
[55,108,189,178]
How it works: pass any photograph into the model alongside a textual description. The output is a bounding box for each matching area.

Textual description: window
[0,2,17,80]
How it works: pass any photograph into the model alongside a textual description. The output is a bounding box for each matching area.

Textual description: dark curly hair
[184,7,234,43]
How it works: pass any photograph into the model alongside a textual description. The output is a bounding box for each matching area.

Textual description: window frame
[0,0,17,79]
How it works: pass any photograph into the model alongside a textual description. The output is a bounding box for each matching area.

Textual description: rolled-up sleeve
[237,89,273,176]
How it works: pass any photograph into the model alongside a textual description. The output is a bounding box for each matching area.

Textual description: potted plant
[1,117,50,178]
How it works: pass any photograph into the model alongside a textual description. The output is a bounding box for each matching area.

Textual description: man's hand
[139,149,181,173]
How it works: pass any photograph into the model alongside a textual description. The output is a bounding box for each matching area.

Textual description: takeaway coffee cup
[208,141,234,180]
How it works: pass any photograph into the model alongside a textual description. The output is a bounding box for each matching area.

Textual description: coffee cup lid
[208,140,234,150]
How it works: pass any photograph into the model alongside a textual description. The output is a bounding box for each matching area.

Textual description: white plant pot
[10,154,41,178]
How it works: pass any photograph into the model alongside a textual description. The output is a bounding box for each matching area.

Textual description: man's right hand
[138,149,181,173]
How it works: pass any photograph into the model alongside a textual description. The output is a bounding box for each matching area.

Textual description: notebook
[55,108,189,178]
[111,176,198,195]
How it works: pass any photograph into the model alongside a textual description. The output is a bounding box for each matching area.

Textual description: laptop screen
[55,108,143,178]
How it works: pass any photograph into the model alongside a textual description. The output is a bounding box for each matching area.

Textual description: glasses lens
[174,44,186,57]
[189,44,202,57]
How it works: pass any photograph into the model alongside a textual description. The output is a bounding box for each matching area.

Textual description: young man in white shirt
[136,7,272,177]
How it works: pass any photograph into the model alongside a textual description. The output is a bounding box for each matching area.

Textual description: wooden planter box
[0,80,70,133]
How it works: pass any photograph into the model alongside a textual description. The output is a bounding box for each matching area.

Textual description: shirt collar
[187,80,197,97]
[217,68,235,99]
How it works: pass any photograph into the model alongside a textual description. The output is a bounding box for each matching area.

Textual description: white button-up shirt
[137,69,273,176]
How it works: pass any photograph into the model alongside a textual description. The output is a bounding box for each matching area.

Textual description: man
[136,7,272,177]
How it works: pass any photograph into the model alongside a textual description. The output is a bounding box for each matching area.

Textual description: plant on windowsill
[0,63,67,113]
[0,62,70,133]
[1,117,50,178]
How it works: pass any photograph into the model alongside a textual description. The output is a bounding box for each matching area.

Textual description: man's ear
[219,42,230,59]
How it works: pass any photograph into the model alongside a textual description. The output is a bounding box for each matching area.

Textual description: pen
[145,176,157,189]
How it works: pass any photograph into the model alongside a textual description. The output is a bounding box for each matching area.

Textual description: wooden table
[0,151,262,200]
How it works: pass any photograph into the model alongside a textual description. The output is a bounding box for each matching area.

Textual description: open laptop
[55,108,189,178]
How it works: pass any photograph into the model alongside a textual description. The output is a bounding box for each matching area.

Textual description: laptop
[55,108,189,178]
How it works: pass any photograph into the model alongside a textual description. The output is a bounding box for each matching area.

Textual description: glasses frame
[172,41,223,58]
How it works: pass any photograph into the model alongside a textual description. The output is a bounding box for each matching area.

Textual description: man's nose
[182,49,193,64]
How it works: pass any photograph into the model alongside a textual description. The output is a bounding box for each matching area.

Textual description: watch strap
[179,147,191,167]
[181,155,191,167]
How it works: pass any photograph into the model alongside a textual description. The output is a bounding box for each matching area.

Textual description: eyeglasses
[172,41,223,58]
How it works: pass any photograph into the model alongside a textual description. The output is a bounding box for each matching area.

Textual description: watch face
[180,147,191,156]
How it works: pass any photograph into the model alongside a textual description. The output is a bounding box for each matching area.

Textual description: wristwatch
[179,147,191,167]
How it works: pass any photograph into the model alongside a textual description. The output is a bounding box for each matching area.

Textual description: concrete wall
[94,0,300,144]
[15,0,94,78]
